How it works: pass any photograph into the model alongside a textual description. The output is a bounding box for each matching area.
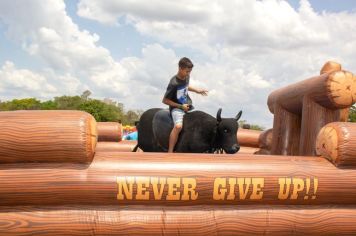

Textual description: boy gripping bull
[162,57,208,153]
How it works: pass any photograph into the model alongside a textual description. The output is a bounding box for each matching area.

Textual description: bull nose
[233,144,240,153]
[226,144,240,154]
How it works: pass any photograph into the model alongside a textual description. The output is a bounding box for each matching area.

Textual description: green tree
[0,98,41,111]
[78,99,122,122]
[239,120,264,131]
[40,100,58,110]
[0,93,137,123]
[81,90,92,101]
[122,109,143,125]
[54,95,83,110]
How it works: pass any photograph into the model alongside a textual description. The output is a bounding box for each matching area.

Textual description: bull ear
[216,108,222,122]
[235,110,242,121]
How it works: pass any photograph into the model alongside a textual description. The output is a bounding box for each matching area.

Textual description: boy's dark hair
[178,57,194,69]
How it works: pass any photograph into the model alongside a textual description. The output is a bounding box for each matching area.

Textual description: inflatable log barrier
[268,61,356,156]
[96,140,140,152]
[238,146,259,154]
[237,128,261,148]
[0,110,97,163]
[97,122,122,142]
[255,128,273,155]
[2,152,356,206]
[316,122,356,168]
[1,206,356,236]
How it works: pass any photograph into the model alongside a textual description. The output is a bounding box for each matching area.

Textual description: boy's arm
[162,97,182,109]
[188,86,208,96]
[162,98,189,111]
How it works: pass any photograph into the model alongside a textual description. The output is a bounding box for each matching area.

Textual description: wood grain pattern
[255,128,272,155]
[0,110,97,163]
[0,152,356,205]
[237,128,261,148]
[97,122,122,142]
[238,146,259,154]
[299,96,343,156]
[96,141,139,152]
[271,104,300,155]
[316,122,356,167]
[267,69,355,114]
[267,62,355,156]
[0,205,356,235]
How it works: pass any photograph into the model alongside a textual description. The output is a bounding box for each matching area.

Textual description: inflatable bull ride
[0,61,356,235]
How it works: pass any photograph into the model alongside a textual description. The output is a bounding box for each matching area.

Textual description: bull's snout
[225,144,240,154]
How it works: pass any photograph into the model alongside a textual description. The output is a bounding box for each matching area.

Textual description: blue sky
[1,0,356,128]
[287,0,356,12]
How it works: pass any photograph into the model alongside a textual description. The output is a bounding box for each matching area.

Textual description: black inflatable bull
[133,108,242,153]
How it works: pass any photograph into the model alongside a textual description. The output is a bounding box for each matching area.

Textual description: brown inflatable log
[0,110,96,163]
[320,61,342,75]
[268,70,356,114]
[96,141,138,152]
[2,153,356,205]
[1,206,356,236]
[237,128,261,148]
[97,122,122,142]
[298,96,345,156]
[271,104,301,155]
[316,122,356,167]
[258,128,273,150]
[255,128,273,155]
[268,64,356,156]
[238,146,259,154]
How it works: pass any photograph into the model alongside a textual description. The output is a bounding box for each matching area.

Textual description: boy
[162,57,208,153]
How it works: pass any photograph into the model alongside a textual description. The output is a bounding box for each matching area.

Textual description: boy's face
[178,67,192,79]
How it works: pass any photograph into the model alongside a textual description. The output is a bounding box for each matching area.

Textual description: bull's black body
[134,108,242,154]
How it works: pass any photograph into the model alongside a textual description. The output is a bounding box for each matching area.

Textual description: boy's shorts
[171,108,185,125]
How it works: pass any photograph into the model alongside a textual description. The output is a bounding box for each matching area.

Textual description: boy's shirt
[164,75,193,111]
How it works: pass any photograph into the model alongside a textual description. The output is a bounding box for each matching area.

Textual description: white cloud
[74,0,356,126]
[0,61,56,99]
[77,0,209,25]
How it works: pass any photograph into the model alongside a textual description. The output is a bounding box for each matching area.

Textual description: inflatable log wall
[2,152,356,206]
[267,61,356,156]
[2,109,356,234]
[237,128,261,148]
[0,110,97,163]
[237,128,272,154]
[96,140,140,152]
[97,122,122,142]
[1,206,356,235]
[255,128,273,154]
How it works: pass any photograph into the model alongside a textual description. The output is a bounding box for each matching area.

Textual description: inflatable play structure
[0,61,356,235]
[97,122,122,142]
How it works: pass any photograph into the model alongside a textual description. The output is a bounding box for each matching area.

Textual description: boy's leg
[168,108,184,153]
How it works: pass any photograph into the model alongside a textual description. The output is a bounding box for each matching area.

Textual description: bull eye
[224,129,228,133]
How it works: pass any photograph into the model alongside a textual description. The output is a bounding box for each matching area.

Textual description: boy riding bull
[162,57,208,153]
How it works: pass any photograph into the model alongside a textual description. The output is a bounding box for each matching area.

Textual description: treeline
[0,91,143,125]
[350,105,356,122]
[1,91,354,128]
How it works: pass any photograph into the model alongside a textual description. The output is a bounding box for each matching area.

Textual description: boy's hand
[197,89,208,96]
[181,104,190,112]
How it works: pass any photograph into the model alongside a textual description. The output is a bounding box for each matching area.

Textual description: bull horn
[235,110,242,121]
[216,108,222,122]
